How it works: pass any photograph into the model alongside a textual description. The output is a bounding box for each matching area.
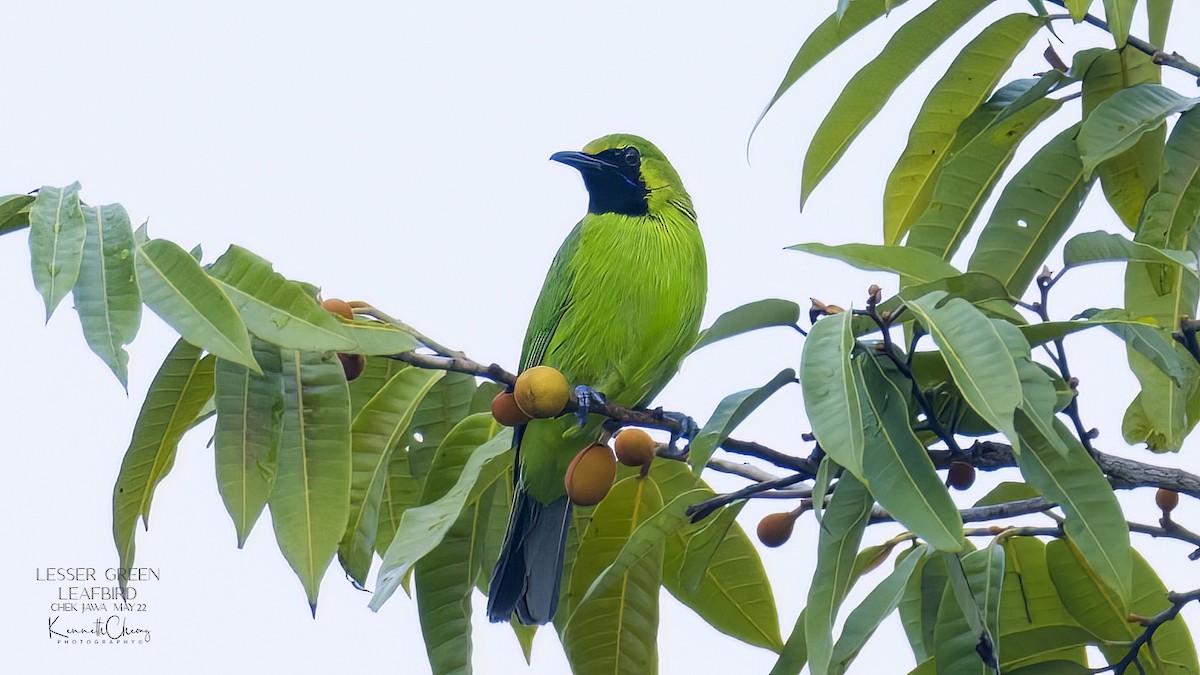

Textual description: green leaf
[207,245,357,352]
[1065,0,1094,20]
[375,449,420,558]
[1101,0,1134,47]
[676,501,744,593]
[901,291,1023,451]
[1078,84,1199,177]
[802,311,865,477]
[972,481,1040,507]
[753,0,911,138]
[1016,419,1131,608]
[1147,0,1173,46]
[0,193,33,235]
[135,238,259,372]
[1141,109,1200,259]
[967,125,1094,296]
[1062,230,1197,273]
[369,428,512,611]
[905,96,1062,261]
[269,349,352,613]
[406,372,480,481]
[829,544,926,670]
[933,548,1004,675]
[562,476,665,675]
[690,298,800,353]
[29,182,86,320]
[769,609,808,675]
[806,473,873,675]
[857,353,964,551]
[72,203,142,388]
[884,14,1045,244]
[899,549,948,662]
[338,367,445,586]
[996,537,1091,670]
[1081,50,1164,229]
[336,316,422,356]
[348,357,409,417]
[789,242,959,284]
[214,340,283,548]
[1097,549,1199,673]
[689,368,794,474]
[801,0,994,206]
[112,340,215,596]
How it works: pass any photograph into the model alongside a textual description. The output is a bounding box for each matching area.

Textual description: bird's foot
[657,409,699,459]
[574,385,607,426]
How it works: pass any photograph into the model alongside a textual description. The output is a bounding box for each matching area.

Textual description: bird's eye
[623,146,641,166]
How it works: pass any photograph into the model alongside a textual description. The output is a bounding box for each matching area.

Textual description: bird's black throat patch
[581,148,649,217]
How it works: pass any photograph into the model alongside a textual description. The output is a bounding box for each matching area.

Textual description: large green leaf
[336,316,422,356]
[689,368,794,473]
[676,501,744,593]
[403,371,479,481]
[214,340,283,548]
[338,368,445,586]
[932,547,1004,675]
[375,449,420,558]
[754,0,912,137]
[1081,50,1164,229]
[29,182,86,320]
[135,237,259,371]
[348,357,409,417]
[801,311,865,477]
[369,428,512,610]
[884,14,1045,244]
[112,340,215,595]
[805,473,873,675]
[0,193,33,235]
[899,549,948,663]
[801,0,993,206]
[1078,84,1200,177]
[690,298,800,353]
[1097,549,1199,673]
[905,97,1062,262]
[967,125,1094,296]
[789,242,960,284]
[856,353,964,551]
[1062,230,1197,274]
[829,544,926,671]
[207,245,356,352]
[72,203,141,388]
[1147,0,1173,46]
[1016,418,1131,608]
[563,476,664,675]
[269,349,352,613]
[996,537,1090,670]
[1141,109,1200,258]
[1101,0,1134,47]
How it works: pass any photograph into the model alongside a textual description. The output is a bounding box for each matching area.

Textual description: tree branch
[1044,0,1200,84]
[1097,587,1200,674]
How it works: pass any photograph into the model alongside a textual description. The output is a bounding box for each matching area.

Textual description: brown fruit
[757,512,797,548]
[946,462,976,491]
[1156,488,1179,513]
[614,428,656,469]
[338,352,365,381]
[322,298,354,320]
[491,392,531,427]
[514,365,570,418]
[564,443,616,506]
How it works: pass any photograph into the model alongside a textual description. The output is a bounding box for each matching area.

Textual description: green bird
[487,134,707,624]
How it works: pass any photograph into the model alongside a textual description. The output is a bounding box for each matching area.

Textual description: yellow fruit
[756,512,796,548]
[614,428,656,469]
[338,352,365,381]
[564,443,616,506]
[946,462,976,491]
[1156,488,1179,513]
[491,392,531,427]
[322,298,354,320]
[514,365,570,418]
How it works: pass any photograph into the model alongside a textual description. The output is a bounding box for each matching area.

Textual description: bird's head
[550,134,693,218]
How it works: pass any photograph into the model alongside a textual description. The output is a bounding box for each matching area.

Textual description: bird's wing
[519,221,583,372]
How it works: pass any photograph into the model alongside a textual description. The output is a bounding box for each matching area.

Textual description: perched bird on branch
[486,134,708,625]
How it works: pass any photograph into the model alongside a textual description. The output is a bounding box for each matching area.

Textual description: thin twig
[1043,0,1200,84]
[1095,587,1200,673]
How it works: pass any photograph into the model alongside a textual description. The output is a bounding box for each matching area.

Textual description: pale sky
[5,2,1200,674]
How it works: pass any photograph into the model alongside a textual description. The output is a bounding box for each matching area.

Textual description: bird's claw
[574,385,606,426]
[661,411,699,459]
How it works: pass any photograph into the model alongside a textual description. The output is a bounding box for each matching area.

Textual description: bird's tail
[486,486,572,625]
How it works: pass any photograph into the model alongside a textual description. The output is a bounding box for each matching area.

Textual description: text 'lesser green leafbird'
[486,134,707,625]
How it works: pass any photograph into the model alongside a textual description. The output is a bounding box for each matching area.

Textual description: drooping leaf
[338,368,445,586]
[72,203,142,388]
[1078,84,1199,177]
[214,340,283,548]
[135,237,259,372]
[690,298,801,353]
[801,0,994,206]
[112,340,215,595]
[967,125,1094,296]
[676,501,744,593]
[829,544,926,671]
[932,547,1004,674]
[1101,0,1135,47]
[562,476,665,675]
[802,311,865,477]
[1141,109,1200,258]
[789,242,959,284]
[1147,0,1173,46]
[884,13,1045,244]
[689,368,794,474]
[0,193,33,235]
[996,537,1090,670]
[336,316,422,356]
[207,245,357,352]
[269,349,352,613]
[1062,230,1197,274]
[769,609,808,675]
[29,182,86,320]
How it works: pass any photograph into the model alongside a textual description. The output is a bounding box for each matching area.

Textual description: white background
[3,2,1199,673]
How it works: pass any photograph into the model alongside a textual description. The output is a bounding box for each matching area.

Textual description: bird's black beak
[550,150,617,173]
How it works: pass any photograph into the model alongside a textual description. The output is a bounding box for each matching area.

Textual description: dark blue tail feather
[486,488,571,625]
